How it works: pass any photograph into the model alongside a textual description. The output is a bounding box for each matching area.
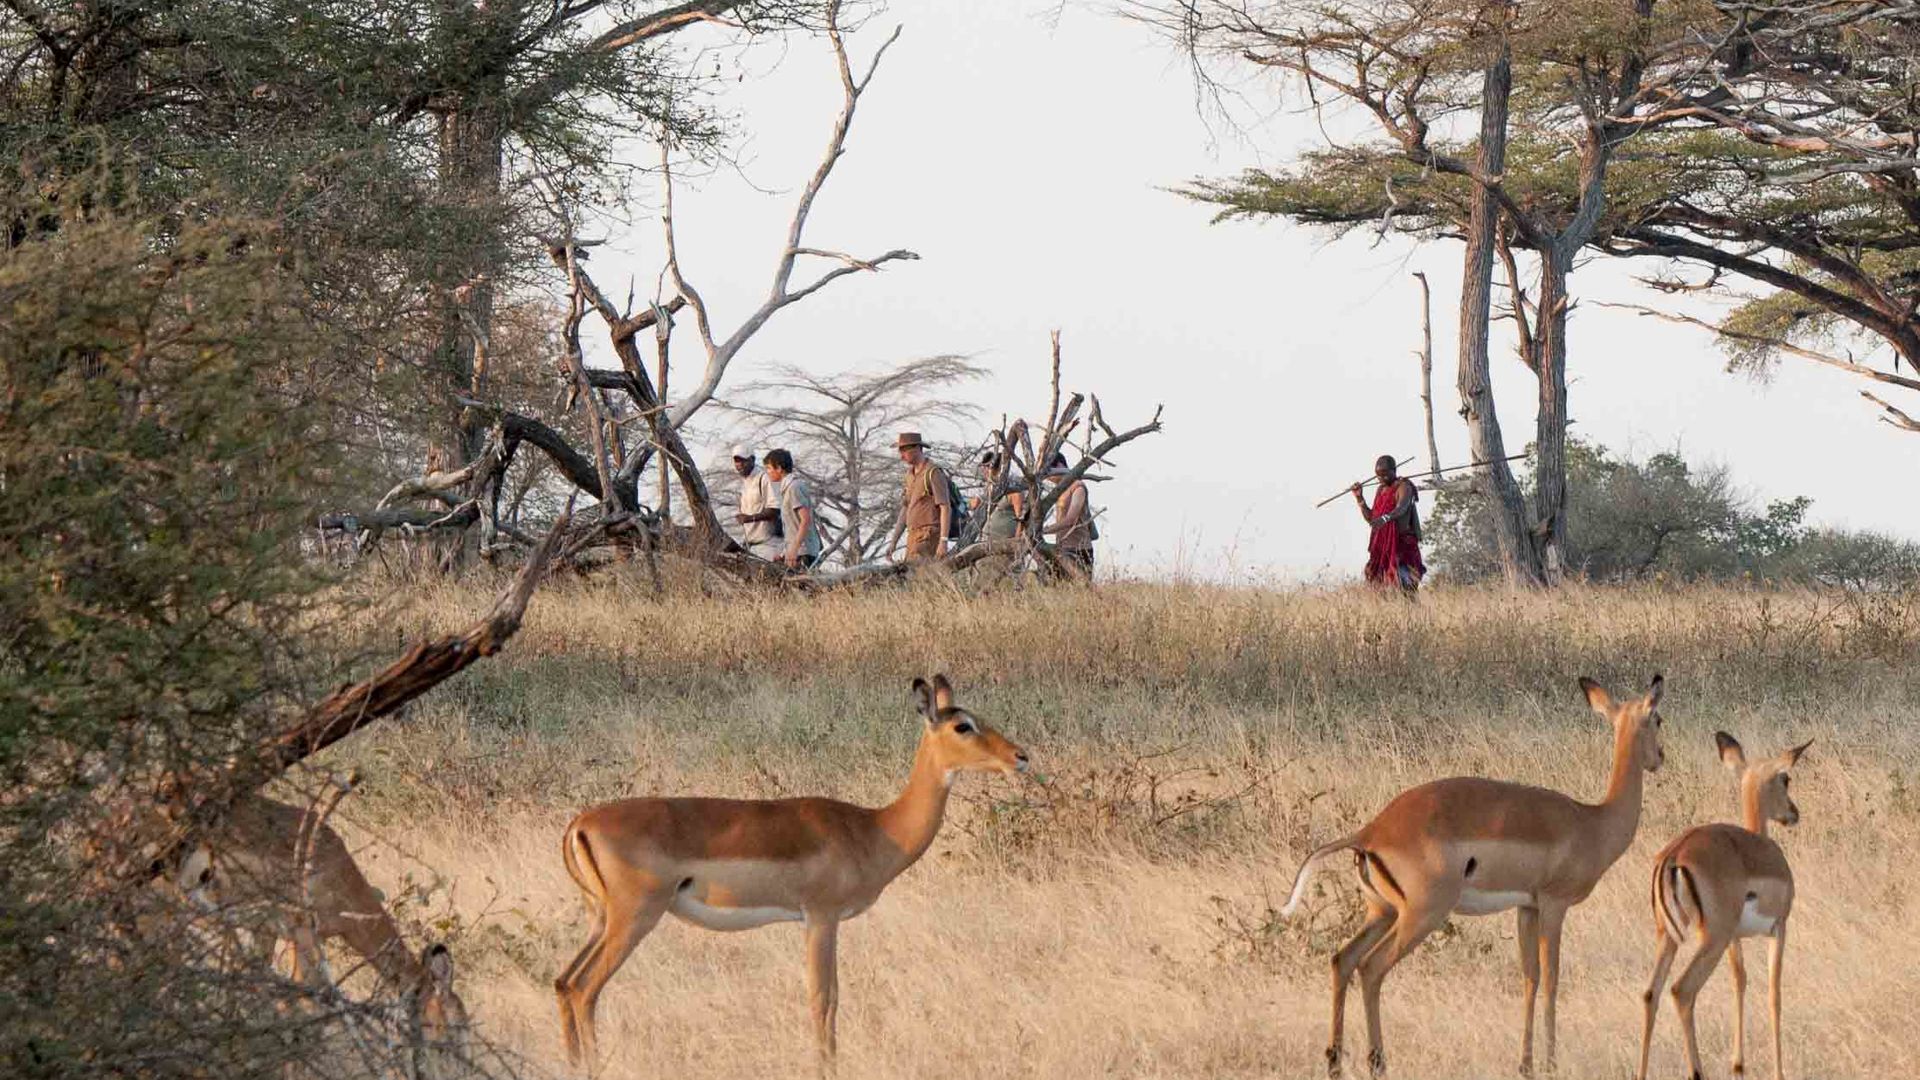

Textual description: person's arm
[1352,482,1374,526]
[786,504,813,566]
[885,489,907,560]
[931,467,952,557]
[1375,481,1415,527]
[1009,490,1026,536]
[1045,484,1085,537]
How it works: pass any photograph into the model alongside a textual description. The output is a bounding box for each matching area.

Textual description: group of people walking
[729,431,1097,574]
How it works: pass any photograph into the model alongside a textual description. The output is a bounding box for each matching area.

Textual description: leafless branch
[660,2,918,430]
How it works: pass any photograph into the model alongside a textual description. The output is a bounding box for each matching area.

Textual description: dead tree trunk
[1414,271,1441,477]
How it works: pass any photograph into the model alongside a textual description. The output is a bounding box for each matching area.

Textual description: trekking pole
[1313,451,1532,508]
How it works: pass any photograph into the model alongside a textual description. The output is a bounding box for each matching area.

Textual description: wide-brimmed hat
[895,431,926,450]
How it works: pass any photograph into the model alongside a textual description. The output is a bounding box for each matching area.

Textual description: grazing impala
[1636,732,1811,1080]
[177,795,469,1053]
[1281,674,1666,1077]
[553,674,1028,1069]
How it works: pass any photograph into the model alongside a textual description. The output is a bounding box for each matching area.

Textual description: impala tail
[1280,832,1363,918]
[1651,854,1701,940]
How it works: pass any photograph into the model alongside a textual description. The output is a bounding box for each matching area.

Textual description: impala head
[414,942,470,1049]
[175,841,220,911]
[911,674,1029,778]
[1716,731,1812,827]
[1578,673,1665,772]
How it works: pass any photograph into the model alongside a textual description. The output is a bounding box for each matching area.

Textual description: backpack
[945,473,970,540]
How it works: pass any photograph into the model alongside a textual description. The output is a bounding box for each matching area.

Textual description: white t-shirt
[778,476,824,559]
[737,465,776,546]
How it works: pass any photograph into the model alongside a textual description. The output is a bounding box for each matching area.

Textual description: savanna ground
[309,575,1919,1079]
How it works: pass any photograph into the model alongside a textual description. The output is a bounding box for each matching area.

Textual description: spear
[1314,451,1533,508]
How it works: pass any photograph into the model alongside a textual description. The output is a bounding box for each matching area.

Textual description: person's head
[978,450,1001,478]
[1374,454,1398,485]
[1043,452,1071,485]
[763,448,794,481]
[730,443,755,478]
[896,431,926,465]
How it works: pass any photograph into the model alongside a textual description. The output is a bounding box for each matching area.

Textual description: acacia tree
[718,356,985,566]
[1136,0,1697,583]
[327,2,919,569]
[1584,4,1920,433]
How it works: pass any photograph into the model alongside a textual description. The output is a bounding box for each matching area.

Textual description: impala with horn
[553,674,1028,1069]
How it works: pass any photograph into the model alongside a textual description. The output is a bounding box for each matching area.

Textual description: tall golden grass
[314,579,1920,1078]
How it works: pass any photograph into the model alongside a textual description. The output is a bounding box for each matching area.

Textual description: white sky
[584,0,1920,582]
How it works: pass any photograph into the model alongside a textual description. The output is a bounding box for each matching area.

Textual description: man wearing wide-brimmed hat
[885,431,951,563]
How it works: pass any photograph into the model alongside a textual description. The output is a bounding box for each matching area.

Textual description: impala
[1281,674,1666,1077]
[1636,732,1811,1080]
[553,674,1028,1069]
[178,795,469,1052]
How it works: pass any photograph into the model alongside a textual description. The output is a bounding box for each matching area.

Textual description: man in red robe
[1351,455,1425,594]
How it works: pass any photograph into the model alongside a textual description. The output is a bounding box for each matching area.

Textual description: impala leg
[1636,931,1678,1080]
[1671,930,1731,1080]
[554,897,609,1066]
[1537,905,1567,1074]
[1357,901,1451,1077]
[1516,906,1541,1077]
[557,884,672,1072]
[805,913,842,1070]
[1728,941,1748,1076]
[1327,902,1395,1077]
[1766,926,1787,1080]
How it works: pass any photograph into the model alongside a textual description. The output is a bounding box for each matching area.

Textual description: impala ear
[1578,677,1613,716]
[1780,737,1813,769]
[910,678,937,722]
[1714,731,1746,772]
[932,673,954,712]
[1645,673,1664,710]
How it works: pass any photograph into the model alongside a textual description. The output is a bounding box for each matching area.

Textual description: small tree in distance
[717,356,986,565]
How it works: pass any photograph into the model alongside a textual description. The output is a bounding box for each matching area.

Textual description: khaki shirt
[901,461,952,531]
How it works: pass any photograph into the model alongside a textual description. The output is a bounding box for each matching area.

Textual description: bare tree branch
[660,3,918,430]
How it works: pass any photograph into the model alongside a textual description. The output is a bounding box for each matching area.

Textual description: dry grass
[311,578,1920,1079]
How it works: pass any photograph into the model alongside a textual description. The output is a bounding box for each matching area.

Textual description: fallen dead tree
[99,510,570,897]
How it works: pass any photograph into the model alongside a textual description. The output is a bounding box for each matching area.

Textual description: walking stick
[1313,451,1532,508]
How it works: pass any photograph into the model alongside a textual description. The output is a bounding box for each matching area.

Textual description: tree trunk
[1533,250,1571,582]
[1456,39,1544,585]
[1414,271,1441,476]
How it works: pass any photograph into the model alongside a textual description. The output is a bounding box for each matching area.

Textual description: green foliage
[0,180,363,1078]
[1426,439,1918,587]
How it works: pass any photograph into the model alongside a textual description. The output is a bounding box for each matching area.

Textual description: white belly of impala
[1455,889,1533,916]
[669,894,804,932]
[1736,897,1777,937]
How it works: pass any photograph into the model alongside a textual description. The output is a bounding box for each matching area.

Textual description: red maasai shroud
[1364,482,1425,586]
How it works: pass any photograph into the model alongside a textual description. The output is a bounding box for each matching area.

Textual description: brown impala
[553,674,1028,1069]
[1637,732,1811,1080]
[1281,674,1666,1077]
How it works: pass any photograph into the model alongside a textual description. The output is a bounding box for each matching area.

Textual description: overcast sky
[583,0,1920,581]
